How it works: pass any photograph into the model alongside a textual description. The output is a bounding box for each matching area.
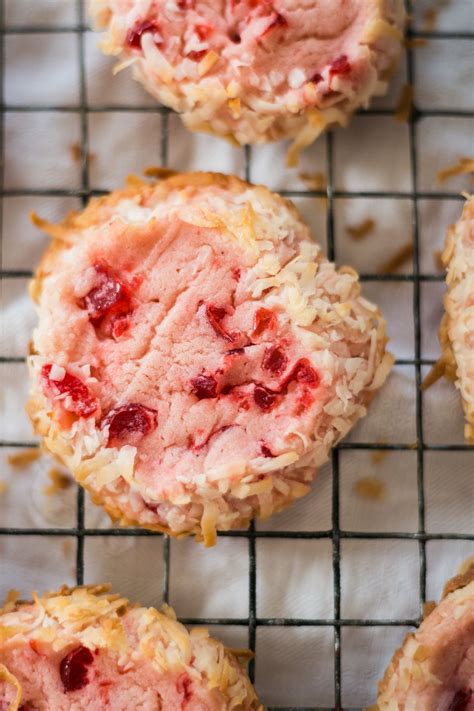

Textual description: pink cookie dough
[28,172,393,544]
[90,0,405,162]
[0,585,260,711]
[372,564,474,711]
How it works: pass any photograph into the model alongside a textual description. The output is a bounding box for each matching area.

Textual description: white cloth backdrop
[1,0,473,707]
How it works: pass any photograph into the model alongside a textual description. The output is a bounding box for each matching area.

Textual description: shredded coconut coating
[439,197,474,444]
[28,172,393,545]
[0,585,261,710]
[372,565,474,711]
[89,0,405,163]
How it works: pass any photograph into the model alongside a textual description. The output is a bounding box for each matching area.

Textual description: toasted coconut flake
[370,448,389,465]
[30,212,72,243]
[394,84,413,123]
[413,644,430,661]
[143,166,177,180]
[347,218,375,240]
[70,142,96,164]
[298,171,326,191]
[457,555,474,576]
[43,468,73,497]
[354,476,386,501]
[0,663,22,710]
[437,156,474,184]
[433,249,444,270]
[422,600,437,619]
[361,18,403,43]
[201,500,218,547]
[7,449,40,468]
[112,55,139,75]
[443,560,474,598]
[422,1,451,32]
[228,97,241,119]
[2,590,20,608]
[378,243,413,274]
[404,37,428,48]
[198,50,219,77]
[422,8,438,32]
[126,173,147,188]
[287,108,347,167]
[421,359,447,390]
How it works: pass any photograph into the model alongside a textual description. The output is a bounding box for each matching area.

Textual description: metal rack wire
[0,1,473,709]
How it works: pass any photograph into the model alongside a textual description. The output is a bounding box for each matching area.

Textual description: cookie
[0,585,260,710]
[28,172,393,544]
[90,0,405,163]
[372,564,474,711]
[427,197,474,443]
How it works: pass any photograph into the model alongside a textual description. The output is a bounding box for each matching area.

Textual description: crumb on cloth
[346,218,375,240]
[404,38,428,48]
[143,166,177,180]
[43,468,73,497]
[422,0,451,32]
[297,171,328,208]
[62,539,74,557]
[354,477,386,501]
[378,243,414,274]
[422,8,438,31]
[7,449,40,468]
[298,171,326,191]
[437,157,474,185]
[395,84,413,123]
[433,249,444,270]
[370,448,389,465]
[70,142,96,164]
[0,481,8,495]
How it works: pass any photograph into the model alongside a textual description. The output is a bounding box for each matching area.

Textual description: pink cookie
[372,564,474,711]
[0,585,260,711]
[28,172,393,544]
[90,0,405,163]
[436,197,474,444]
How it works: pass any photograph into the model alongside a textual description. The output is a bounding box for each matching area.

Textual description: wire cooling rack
[1,1,473,709]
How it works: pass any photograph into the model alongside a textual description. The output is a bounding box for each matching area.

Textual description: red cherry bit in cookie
[205,303,237,342]
[41,364,98,418]
[253,384,278,411]
[330,54,351,78]
[262,344,288,376]
[191,373,218,399]
[102,403,158,443]
[60,645,94,693]
[82,264,132,329]
[252,307,277,338]
[126,20,161,50]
